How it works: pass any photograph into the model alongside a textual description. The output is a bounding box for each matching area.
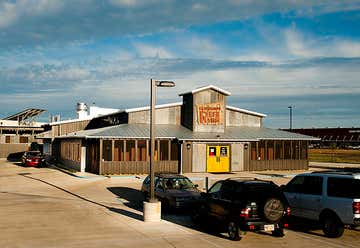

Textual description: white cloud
[285,28,360,58]
[0,0,63,28]
[133,43,174,58]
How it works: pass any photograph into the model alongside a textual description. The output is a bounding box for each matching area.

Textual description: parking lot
[0,160,359,248]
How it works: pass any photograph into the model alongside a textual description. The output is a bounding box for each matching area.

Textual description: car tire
[322,214,344,238]
[228,221,241,241]
[272,228,285,237]
[263,198,285,224]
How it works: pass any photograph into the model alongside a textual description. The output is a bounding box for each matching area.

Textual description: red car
[21,151,45,167]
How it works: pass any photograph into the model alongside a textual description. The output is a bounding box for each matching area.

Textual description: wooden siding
[192,143,206,172]
[100,161,179,174]
[87,140,100,174]
[52,120,90,137]
[182,141,192,173]
[226,109,262,127]
[128,106,181,125]
[0,144,29,158]
[248,160,308,171]
[231,143,244,171]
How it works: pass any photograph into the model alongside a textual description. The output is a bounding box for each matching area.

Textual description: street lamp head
[288,106,292,109]
[155,81,175,87]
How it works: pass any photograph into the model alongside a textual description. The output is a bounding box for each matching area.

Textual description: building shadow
[106,186,233,240]
[18,173,143,221]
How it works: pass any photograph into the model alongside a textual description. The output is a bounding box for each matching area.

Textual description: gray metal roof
[59,124,319,141]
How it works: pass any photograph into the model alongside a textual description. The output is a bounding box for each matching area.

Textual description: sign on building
[197,102,223,125]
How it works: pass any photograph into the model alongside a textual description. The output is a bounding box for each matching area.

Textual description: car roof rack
[311,170,360,175]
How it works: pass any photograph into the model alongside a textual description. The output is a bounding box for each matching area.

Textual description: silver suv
[282,171,360,238]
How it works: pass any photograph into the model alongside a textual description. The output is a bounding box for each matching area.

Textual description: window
[285,176,323,195]
[103,140,112,161]
[19,136,28,143]
[258,141,265,160]
[114,140,124,161]
[303,176,323,195]
[171,142,179,160]
[327,177,360,198]
[220,182,235,201]
[300,141,308,160]
[126,140,135,161]
[159,140,169,161]
[284,176,305,193]
[250,142,257,160]
[137,140,147,161]
[5,136,10,143]
[284,141,291,159]
[155,177,163,190]
[292,141,299,160]
[267,141,274,160]
[275,141,283,160]
[209,181,222,200]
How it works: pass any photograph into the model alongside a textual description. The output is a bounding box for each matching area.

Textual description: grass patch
[309,149,360,164]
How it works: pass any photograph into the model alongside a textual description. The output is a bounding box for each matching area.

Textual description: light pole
[143,78,175,222]
[288,106,293,130]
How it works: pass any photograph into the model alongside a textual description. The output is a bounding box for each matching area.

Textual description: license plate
[264,224,274,231]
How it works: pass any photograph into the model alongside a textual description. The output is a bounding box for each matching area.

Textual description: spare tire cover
[263,198,284,223]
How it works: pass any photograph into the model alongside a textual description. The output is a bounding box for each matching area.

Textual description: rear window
[327,177,360,198]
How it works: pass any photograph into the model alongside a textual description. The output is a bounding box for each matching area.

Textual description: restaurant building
[52,85,318,174]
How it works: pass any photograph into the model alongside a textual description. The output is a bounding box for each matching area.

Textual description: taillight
[353,202,360,214]
[240,207,251,218]
[286,207,291,216]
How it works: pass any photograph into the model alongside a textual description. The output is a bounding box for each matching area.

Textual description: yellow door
[207,145,230,172]
[207,146,218,172]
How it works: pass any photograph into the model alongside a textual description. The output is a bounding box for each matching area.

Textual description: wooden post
[168,140,171,161]
[99,139,103,174]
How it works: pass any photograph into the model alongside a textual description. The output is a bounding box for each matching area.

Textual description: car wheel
[322,215,344,238]
[263,198,285,224]
[272,228,285,237]
[228,221,241,241]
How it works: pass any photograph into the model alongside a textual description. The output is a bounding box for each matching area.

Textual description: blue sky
[0,0,359,128]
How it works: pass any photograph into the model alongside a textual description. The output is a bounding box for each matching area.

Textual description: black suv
[192,178,290,240]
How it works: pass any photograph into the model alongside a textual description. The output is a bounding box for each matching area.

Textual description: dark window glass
[208,181,222,199]
[292,141,299,160]
[284,141,291,159]
[126,140,135,161]
[220,182,235,201]
[327,177,360,198]
[285,176,305,193]
[103,140,112,161]
[267,141,274,160]
[159,140,169,161]
[155,177,163,190]
[250,142,257,160]
[275,141,283,160]
[300,141,308,160]
[171,142,179,160]
[137,140,147,161]
[258,141,265,160]
[114,140,124,161]
[304,176,323,195]
[19,136,28,143]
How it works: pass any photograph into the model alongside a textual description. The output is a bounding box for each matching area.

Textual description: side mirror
[200,192,207,197]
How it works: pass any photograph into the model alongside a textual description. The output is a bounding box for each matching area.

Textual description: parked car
[192,178,290,240]
[281,171,360,238]
[141,173,201,209]
[21,151,45,167]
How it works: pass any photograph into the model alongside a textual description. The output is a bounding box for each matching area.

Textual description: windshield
[164,177,195,190]
[27,152,41,157]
